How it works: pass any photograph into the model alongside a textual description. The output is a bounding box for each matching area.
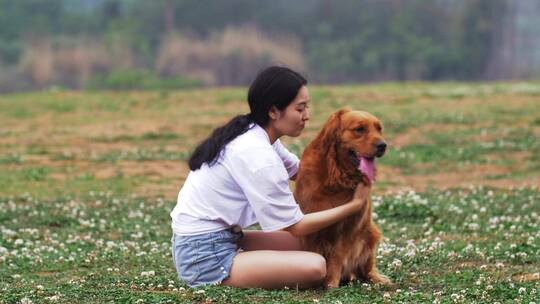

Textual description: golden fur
[294,108,391,288]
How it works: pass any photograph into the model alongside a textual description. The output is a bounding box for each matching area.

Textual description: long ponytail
[188,114,253,170]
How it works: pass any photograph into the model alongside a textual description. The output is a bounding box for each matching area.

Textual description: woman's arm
[283,184,371,237]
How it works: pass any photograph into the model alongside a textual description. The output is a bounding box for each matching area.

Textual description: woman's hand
[284,183,373,237]
[352,183,371,203]
[283,183,372,237]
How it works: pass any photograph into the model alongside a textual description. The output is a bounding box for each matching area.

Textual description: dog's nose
[376,141,387,152]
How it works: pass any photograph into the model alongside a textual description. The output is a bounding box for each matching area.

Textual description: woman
[170,66,370,289]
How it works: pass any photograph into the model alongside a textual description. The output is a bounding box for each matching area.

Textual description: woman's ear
[268,106,281,120]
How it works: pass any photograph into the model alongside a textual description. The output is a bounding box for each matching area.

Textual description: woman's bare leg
[221,250,326,289]
[238,230,302,251]
[222,230,326,289]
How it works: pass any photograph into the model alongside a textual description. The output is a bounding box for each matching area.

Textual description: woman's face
[271,85,311,137]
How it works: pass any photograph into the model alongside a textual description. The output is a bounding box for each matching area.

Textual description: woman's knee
[304,253,326,280]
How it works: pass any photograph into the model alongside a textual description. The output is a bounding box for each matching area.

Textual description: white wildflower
[131,232,144,239]
[467,223,479,231]
[390,258,402,269]
[140,270,155,277]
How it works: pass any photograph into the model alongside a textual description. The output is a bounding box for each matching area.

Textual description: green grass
[0,167,148,199]
[90,149,190,163]
[0,154,22,164]
[92,132,186,144]
[0,82,539,302]
[1,188,538,303]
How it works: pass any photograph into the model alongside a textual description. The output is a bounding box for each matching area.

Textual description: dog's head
[315,108,386,186]
[339,109,386,159]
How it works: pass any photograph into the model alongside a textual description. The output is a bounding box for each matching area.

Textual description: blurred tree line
[0,0,538,91]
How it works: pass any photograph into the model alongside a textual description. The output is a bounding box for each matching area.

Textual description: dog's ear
[313,108,350,188]
[315,108,349,149]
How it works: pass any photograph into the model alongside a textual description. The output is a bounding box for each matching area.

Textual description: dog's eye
[355,127,366,133]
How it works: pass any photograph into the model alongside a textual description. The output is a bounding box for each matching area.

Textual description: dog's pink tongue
[358,157,376,184]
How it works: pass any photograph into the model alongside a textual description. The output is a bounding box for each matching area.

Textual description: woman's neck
[263,125,280,144]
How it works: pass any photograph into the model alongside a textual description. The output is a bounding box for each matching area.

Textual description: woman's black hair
[188,65,307,171]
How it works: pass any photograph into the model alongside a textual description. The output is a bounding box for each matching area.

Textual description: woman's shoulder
[227,138,275,160]
[225,139,278,169]
[228,125,271,150]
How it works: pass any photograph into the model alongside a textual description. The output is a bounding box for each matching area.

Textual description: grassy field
[0,83,539,303]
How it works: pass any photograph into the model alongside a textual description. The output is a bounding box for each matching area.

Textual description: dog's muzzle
[375,141,387,157]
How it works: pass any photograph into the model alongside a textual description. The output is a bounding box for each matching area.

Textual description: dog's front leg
[325,243,347,288]
[357,226,393,285]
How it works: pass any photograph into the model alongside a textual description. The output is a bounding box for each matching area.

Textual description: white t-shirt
[170,123,304,236]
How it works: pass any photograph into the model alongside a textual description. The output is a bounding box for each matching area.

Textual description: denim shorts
[171,227,244,287]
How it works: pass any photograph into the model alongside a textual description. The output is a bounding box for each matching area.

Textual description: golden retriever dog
[293,108,391,288]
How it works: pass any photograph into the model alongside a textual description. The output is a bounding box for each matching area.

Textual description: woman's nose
[304,110,310,121]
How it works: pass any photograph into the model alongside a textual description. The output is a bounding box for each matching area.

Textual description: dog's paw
[325,277,341,289]
[369,273,393,286]
[339,273,358,286]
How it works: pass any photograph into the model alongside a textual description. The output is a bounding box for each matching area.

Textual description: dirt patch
[438,234,488,242]
[390,128,428,148]
[136,183,182,200]
[377,163,539,193]
[74,120,169,138]
[34,160,189,181]
[93,160,186,180]
[513,272,540,282]
[107,232,121,240]
[388,122,497,148]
